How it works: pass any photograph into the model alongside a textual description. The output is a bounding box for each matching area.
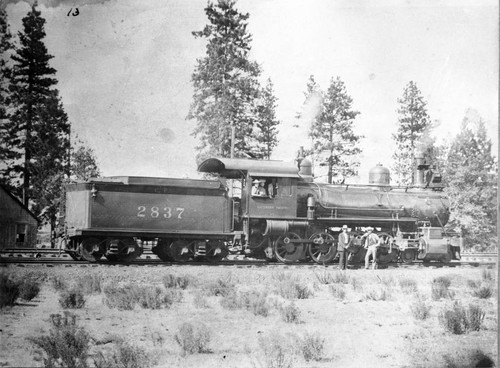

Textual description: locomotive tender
[62,154,461,264]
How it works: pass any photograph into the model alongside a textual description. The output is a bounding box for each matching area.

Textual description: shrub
[472,285,493,299]
[28,312,91,368]
[59,289,86,309]
[279,302,301,323]
[299,331,325,362]
[51,275,67,292]
[439,302,467,334]
[481,269,494,282]
[206,277,235,297]
[220,291,270,317]
[431,281,454,301]
[467,279,479,289]
[75,274,102,295]
[439,302,485,334]
[363,287,390,301]
[276,278,313,300]
[410,297,431,320]
[398,277,418,294]
[258,331,296,368]
[192,291,210,309]
[219,290,241,310]
[241,291,270,317]
[314,269,334,284]
[329,284,346,300]
[443,349,495,368]
[163,273,192,289]
[174,322,211,355]
[18,278,41,301]
[103,283,178,310]
[350,276,362,291]
[332,271,350,284]
[0,274,20,308]
[94,341,151,368]
[433,276,452,288]
[467,304,486,331]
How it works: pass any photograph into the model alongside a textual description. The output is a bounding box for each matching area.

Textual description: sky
[4,0,499,182]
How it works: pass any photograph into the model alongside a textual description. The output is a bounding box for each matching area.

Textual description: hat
[253,179,260,184]
[260,179,266,183]
[342,225,348,229]
[366,226,374,232]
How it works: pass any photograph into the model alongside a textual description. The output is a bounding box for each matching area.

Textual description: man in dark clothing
[337,225,350,270]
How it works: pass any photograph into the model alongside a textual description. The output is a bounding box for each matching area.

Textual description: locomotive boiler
[62,154,461,264]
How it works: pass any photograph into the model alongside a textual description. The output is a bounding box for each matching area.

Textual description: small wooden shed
[0,186,39,249]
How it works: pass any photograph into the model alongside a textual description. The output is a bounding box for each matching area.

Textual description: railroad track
[0,248,496,268]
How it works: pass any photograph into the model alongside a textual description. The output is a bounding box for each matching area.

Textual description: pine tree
[71,144,100,181]
[188,0,261,161]
[0,8,14,173]
[309,77,362,183]
[392,81,432,186]
[443,110,497,251]
[252,78,279,159]
[1,3,70,232]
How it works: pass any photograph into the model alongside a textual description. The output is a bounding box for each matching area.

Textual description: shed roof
[198,158,300,178]
[0,185,39,223]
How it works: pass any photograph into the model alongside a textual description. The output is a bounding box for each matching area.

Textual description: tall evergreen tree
[392,81,432,186]
[1,3,70,231]
[188,0,261,160]
[0,8,14,171]
[442,110,497,251]
[308,77,362,183]
[252,78,279,160]
[71,144,100,181]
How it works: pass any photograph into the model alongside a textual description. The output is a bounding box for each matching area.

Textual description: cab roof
[198,157,300,178]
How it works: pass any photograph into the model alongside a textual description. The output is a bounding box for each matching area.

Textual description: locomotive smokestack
[414,152,429,187]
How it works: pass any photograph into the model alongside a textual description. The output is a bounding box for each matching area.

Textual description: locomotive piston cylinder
[263,220,309,236]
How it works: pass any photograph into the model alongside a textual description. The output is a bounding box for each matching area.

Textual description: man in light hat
[337,225,350,270]
[362,227,381,269]
[251,179,267,197]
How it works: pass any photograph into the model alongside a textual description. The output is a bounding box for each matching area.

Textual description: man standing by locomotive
[337,225,350,270]
[362,227,381,269]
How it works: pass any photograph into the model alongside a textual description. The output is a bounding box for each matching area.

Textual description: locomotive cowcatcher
[61,154,461,264]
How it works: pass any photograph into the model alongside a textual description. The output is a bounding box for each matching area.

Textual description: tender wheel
[274,232,306,263]
[206,240,228,262]
[308,232,337,264]
[169,240,192,262]
[153,239,174,261]
[401,248,415,263]
[78,238,104,262]
[105,238,142,262]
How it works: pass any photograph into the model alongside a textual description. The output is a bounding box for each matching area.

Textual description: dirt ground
[0,262,497,368]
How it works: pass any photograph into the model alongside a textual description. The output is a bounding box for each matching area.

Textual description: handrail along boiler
[62,154,461,264]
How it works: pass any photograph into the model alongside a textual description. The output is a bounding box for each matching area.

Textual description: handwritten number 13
[67,8,79,16]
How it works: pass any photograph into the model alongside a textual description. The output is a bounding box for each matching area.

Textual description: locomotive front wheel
[78,238,103,262]
[376,233,397,264]
[401,249,415,263]
[308,232,337,264]
[274,232,306,263]
[169,240,192,262]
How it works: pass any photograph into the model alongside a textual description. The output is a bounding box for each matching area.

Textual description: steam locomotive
[61,154,461,264]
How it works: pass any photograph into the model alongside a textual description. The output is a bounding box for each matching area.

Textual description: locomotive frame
[61,155,461,264]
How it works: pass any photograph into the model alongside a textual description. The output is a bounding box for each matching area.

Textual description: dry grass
[1,264,497,368]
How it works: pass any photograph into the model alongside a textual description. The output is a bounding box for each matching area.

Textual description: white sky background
[5,0,499,182]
